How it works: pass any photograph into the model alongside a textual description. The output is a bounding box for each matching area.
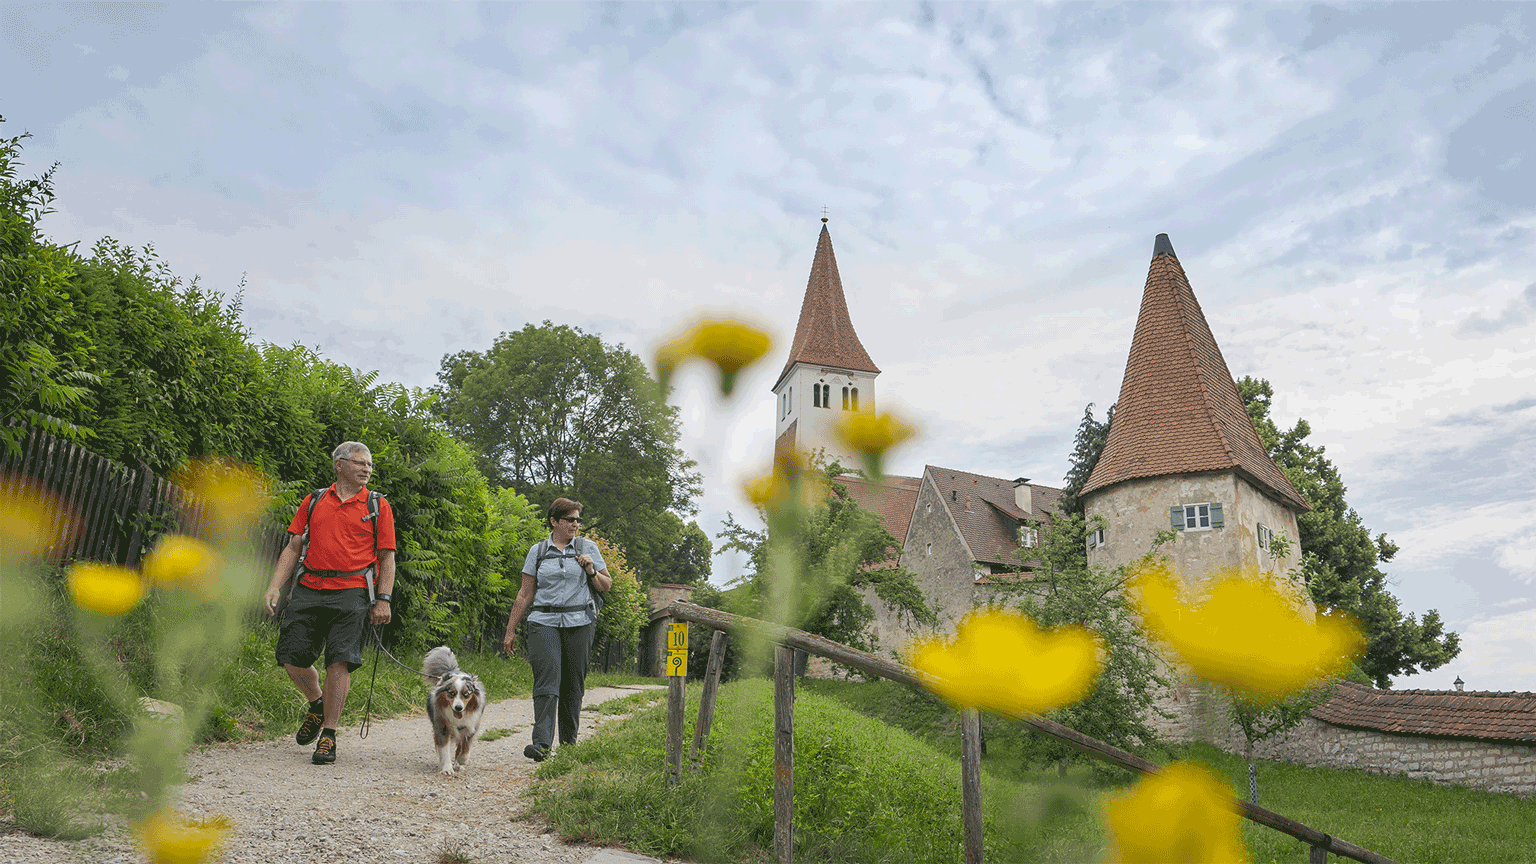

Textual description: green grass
[479,728,514,743]
[527,679,1108,863]
[592,690,666,715]
[805,679,1536,864]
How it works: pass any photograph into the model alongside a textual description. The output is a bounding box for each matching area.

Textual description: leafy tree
[1236,377,1459,687]
[0,121,97,453]
[997,512,1166,771]
[1228,682,1336,804]
[433,322,705,585]
[583,532,650,665]
[1058,402,1114,515]
[717,465,937,663]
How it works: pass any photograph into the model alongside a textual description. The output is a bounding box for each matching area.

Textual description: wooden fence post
[690,630,727,769]
[666,672,685,786]
[961,707,984,864]
[1312,843,1329,863]
[774,644,795,863]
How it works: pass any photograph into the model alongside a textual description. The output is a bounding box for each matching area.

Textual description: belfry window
[842,387,850,410]
[813,384,821,408]
[851,388,859,411]
[821,383,831,408]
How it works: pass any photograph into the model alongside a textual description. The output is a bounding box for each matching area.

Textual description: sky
[5,1,1534,693]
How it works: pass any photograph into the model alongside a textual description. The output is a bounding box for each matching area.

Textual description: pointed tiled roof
[1081,235,1309,512]
[774,222,880,389]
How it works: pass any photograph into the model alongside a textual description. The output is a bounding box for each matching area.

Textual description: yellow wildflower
[142,535,223,601]
[654,319,772,397]
[66,562,146,616]
[832,411,916,477]
[0,478,72,560]
[909,609,1102,716]
[742,447,825,510]
[1131,563,1363,702]
[1106,762,1248,864]
[175,459,269,538]
[135,811,232,864]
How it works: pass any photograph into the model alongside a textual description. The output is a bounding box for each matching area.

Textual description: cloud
[1457,281,1536,335]
[1441,608,1536,693]
[1390,499,1536,583]
[106,65,128,81]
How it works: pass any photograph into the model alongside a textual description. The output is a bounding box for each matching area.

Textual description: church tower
[773,219,880,468]
[1081,233,1310,586]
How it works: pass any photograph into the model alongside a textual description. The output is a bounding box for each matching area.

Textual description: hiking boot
[296,700,324,746]
[523,743,547,762]
[312,733,337,765]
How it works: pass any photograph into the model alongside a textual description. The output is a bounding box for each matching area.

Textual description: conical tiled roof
[1082,235,1309,512]
[774,222,880,389]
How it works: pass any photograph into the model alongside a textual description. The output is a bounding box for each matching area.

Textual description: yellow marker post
[668,650,688,677]
[664,622,689,784]
[667,622,689,653]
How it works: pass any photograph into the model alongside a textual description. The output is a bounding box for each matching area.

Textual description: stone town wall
[1216,717,1536,797]
[1156,685,1535,797]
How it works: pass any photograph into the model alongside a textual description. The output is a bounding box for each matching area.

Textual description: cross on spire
[821,204,829,223]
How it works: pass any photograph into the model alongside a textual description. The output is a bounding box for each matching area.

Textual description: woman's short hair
[547,497,584,525]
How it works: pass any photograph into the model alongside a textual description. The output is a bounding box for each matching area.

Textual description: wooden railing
[659,601,1398,864]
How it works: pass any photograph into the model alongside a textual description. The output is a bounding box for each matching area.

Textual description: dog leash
[357,624,444,739]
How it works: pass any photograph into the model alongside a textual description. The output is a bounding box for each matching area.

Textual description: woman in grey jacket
[501,497,612,761]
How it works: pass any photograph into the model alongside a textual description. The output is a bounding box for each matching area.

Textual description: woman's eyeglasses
[559,516,583,524]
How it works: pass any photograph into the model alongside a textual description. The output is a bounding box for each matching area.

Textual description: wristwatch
[375,593,392,603]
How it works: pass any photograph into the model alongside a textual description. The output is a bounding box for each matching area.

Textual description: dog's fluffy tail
[423,646,459,681]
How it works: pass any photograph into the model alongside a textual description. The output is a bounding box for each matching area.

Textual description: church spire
[774,221,880,390]
[1082,234,1308,512]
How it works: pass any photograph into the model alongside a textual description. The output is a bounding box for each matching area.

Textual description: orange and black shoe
[296,699,324,746]
[312,731,337,765]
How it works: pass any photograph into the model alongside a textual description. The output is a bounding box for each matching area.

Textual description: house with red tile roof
[772,220,1065,655]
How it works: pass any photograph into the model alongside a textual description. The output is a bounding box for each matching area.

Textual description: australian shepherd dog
[422,646,485,775]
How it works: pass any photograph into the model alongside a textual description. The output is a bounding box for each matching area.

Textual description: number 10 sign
[666,622,688,677]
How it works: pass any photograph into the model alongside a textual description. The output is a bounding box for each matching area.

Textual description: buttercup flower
[175,459,269,538]
[0,478,72,560]
[135,811,232,864]
[1106,762,1248,864]
[832,411,916,477]
[741,447,825,510]
[142,534,223,601]
[66,562,146,616]
[655,319,772,397]
[1131,563,1363,702]
[909,609,1102,716]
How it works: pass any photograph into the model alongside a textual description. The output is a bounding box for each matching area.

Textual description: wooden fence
[660,601,1398,864]
[0,426,290,568]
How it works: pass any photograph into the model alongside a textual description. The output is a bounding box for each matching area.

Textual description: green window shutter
[1170,506,1184,530]
[1210,503,1224,528]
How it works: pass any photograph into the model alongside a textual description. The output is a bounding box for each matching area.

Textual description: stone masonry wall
[1215,716,1536,797]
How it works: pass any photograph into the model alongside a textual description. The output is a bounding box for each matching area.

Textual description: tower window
[1258,523,1273,552]
[851,387,858,411]
[842,386,849,410]
[788,387,792,413]
[822,383,831,408]
[1087,527,1105,549]
[813,384,821,408]
[1170,503,1224,531]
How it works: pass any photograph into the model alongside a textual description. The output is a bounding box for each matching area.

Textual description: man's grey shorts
[275,584,370,672]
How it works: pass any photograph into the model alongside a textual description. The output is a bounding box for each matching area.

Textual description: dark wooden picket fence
[659,602,1399,864]
[0,426,290,568]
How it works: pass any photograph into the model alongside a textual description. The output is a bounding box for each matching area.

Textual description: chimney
[1013,478,1032,513]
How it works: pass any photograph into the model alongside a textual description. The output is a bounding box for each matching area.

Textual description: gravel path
[0,686,676,864]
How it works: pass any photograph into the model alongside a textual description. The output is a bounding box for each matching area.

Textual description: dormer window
[1017,525,1038,548]
[1171,503,1224,532]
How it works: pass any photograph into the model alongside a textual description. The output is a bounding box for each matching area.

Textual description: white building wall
[773,363,876,468]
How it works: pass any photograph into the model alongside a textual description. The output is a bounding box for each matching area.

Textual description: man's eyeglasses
[559,516,583,525]
[341,458,374,469]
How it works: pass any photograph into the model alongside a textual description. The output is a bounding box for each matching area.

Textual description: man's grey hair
[332,441,371,462]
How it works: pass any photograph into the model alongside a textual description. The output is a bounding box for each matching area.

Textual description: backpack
[295,486,384,601]
[532,536,606,619]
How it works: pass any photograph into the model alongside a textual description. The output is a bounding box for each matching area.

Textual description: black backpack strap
[296,487,328,574]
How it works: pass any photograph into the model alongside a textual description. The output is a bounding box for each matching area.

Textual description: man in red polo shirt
[262,441,396,765]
